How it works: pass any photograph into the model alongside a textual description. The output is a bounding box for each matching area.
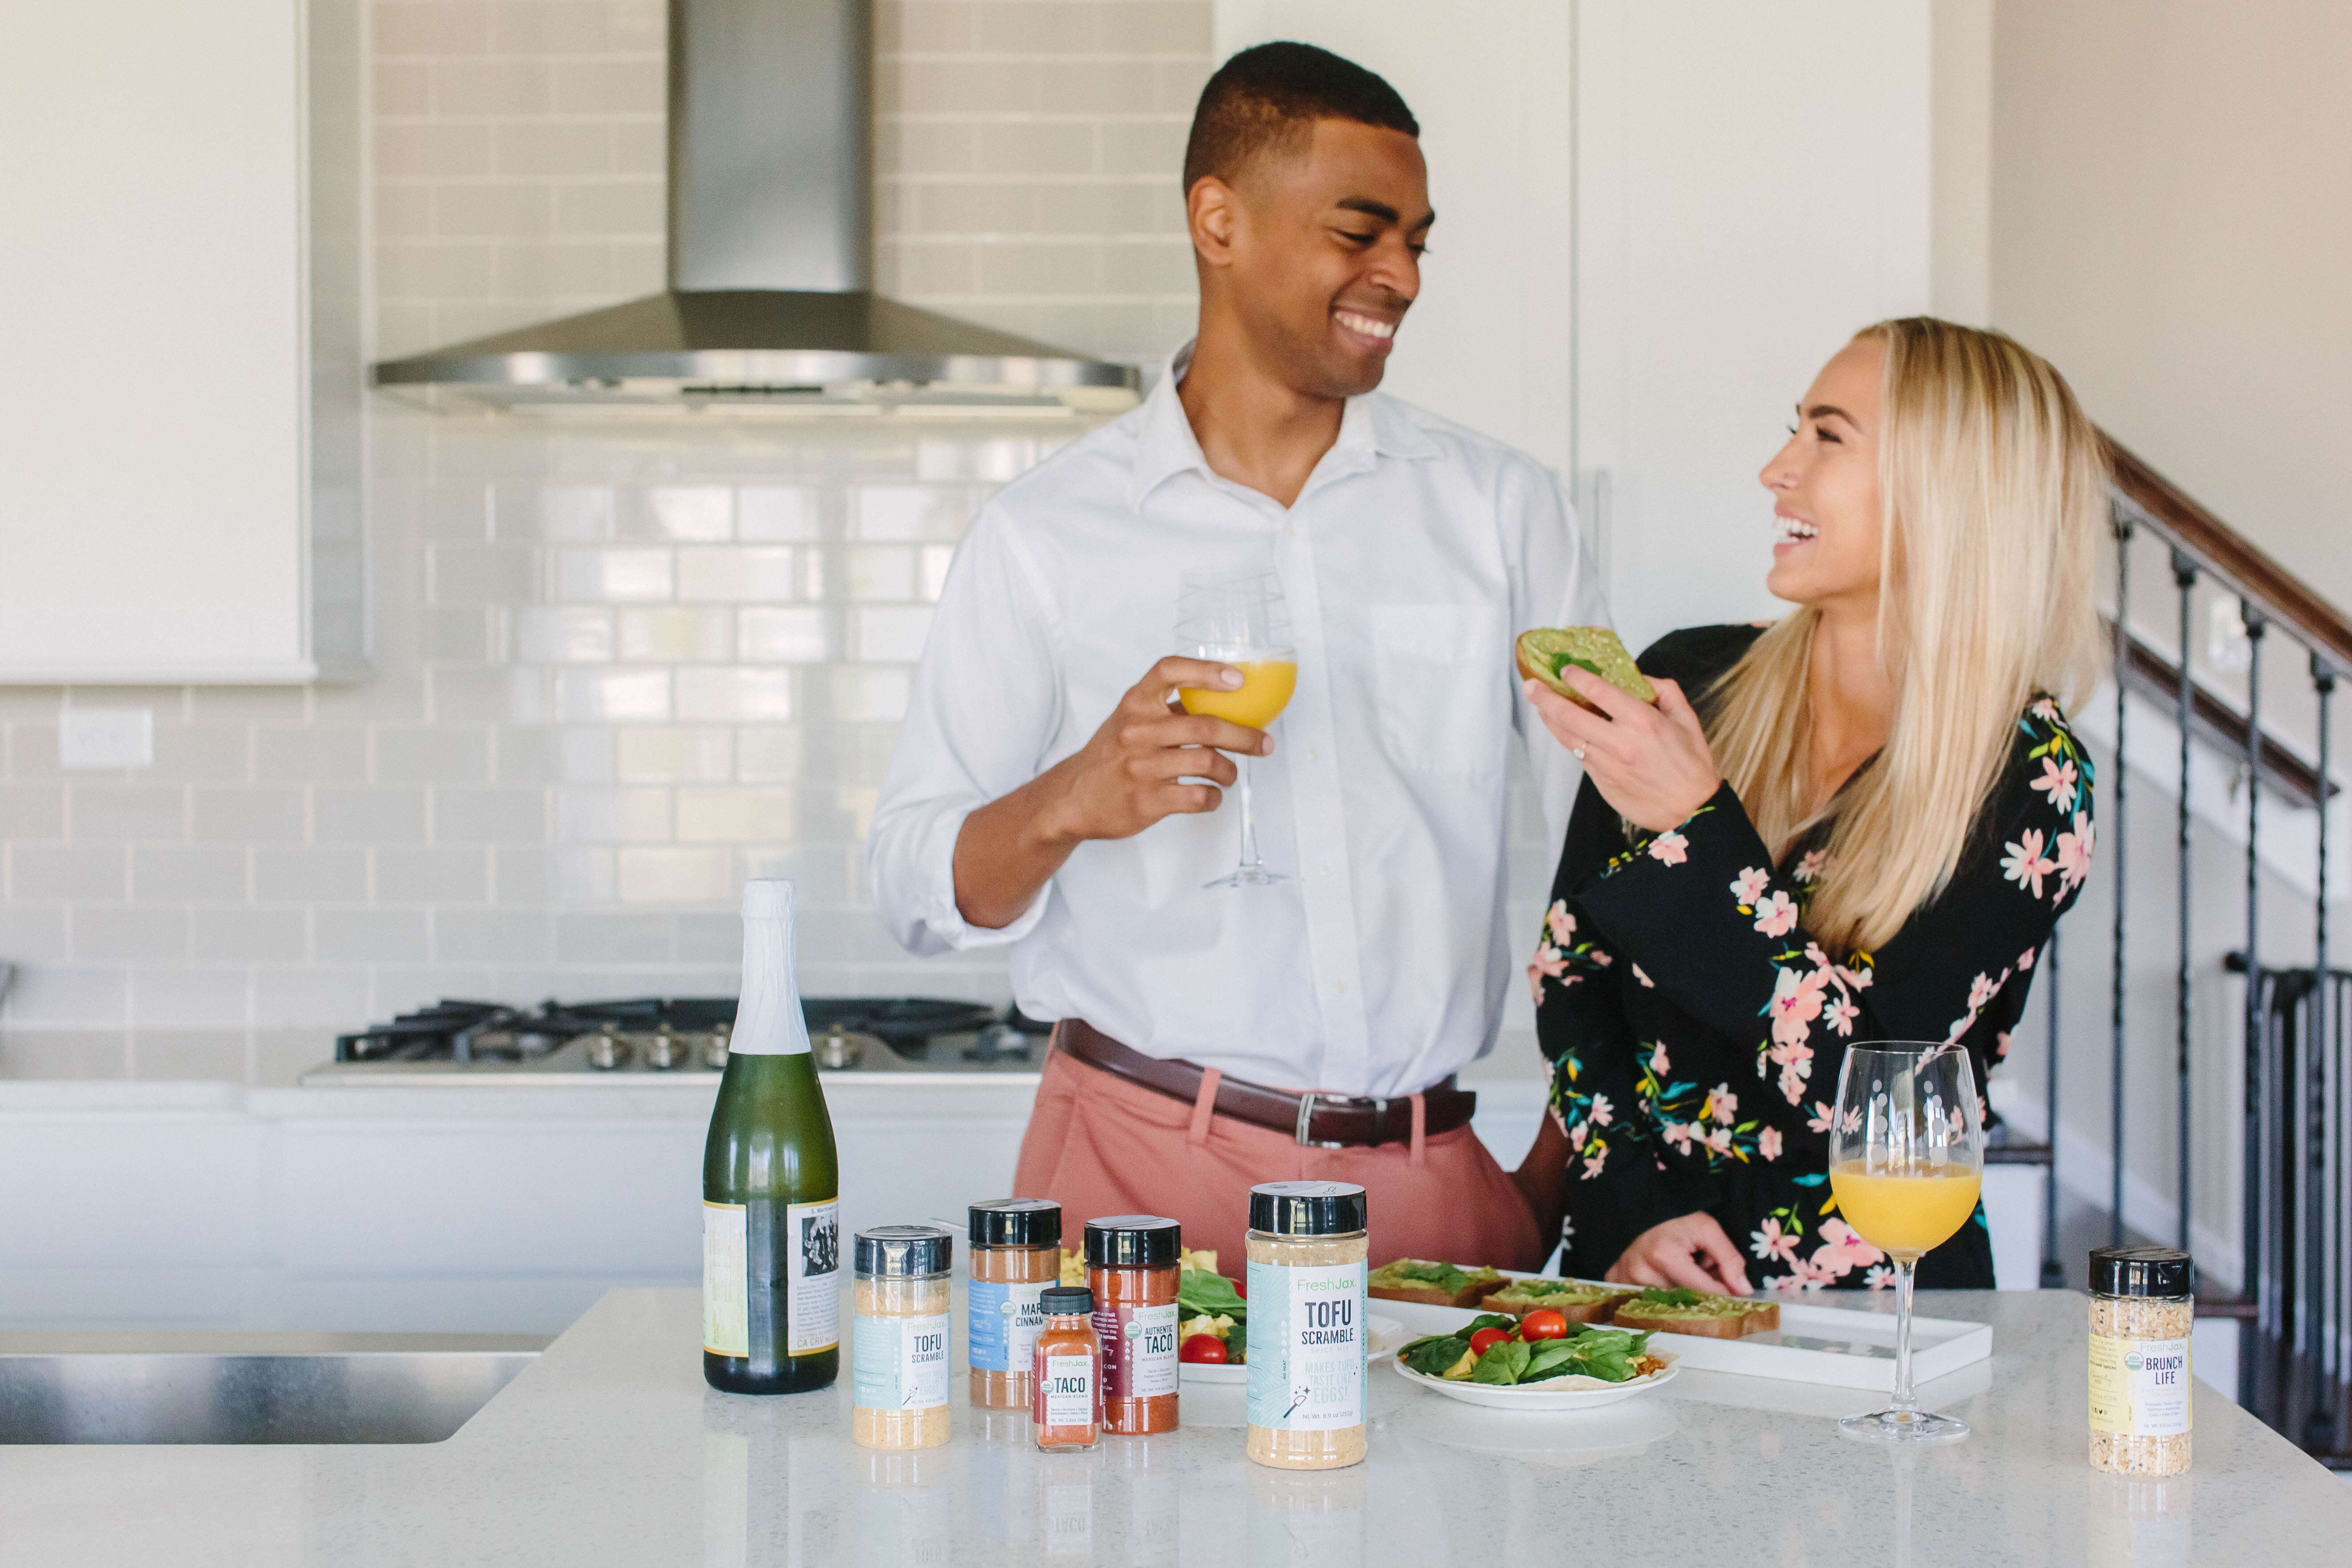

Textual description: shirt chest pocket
[1365,604,1511,775]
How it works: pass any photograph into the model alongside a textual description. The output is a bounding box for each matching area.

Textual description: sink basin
[0,1333,547,1444]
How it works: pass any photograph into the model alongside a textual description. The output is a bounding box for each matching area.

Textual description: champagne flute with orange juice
[1174,570,1296,889]
[1829,1042,1985,1444]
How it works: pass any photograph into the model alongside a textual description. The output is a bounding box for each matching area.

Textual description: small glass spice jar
[1085,1216,1181,1435]
[852,1224,954,1451]
[2088,1244,2194,1476]
[1032,1284,1104,1451]
[1244,1181,1369,1471]
[968,1199,1062,1411]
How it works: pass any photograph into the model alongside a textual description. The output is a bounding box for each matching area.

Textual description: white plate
[1390,1351,1679,1410]
[1179,1314,1406,1386]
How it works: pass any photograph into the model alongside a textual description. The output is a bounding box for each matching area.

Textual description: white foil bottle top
[733,879,810,1056]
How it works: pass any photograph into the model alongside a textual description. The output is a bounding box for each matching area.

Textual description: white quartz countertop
[4,1288,2347,1565]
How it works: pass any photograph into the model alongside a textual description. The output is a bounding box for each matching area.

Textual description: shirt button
[1283,524,1296,540]
[1332,981,1347,997]
[1318,862,1331,877]
[1307,748,1320,762]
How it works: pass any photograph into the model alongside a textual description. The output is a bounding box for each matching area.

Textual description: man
[868,42,1603,1268]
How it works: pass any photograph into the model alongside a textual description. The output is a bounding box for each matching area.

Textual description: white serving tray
[1374,1285,1992,1393]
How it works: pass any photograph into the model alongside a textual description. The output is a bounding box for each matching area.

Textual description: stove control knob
[644,1025,685,1071]
[814,1025,864,1071]
[700,1023,731,1070]
[585,1029,629,1071]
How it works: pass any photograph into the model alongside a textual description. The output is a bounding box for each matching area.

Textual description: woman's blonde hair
[1704,317,2108,955]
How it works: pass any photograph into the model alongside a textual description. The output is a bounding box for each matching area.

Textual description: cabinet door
[0,0,312,682]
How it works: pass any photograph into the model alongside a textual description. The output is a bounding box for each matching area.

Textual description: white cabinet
[0,0,361,684]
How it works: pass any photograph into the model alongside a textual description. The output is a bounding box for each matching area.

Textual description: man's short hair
[1182,42,1418,195]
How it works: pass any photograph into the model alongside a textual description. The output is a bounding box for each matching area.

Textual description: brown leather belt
[1052,1018,1477,1149]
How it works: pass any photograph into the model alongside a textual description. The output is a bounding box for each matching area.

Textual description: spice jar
[1085,1216,1181,1435]
[968,1199,1062,1411]
[852,1224,954,1450]
[2088,1244,2193,1475]
[1032,1284,1104,1451]
[1243,1181,1369,1470]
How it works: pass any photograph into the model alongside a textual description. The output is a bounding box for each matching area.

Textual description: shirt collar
[1126,340,1441,508]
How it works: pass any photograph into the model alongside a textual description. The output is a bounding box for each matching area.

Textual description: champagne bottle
[703,879,841,1394]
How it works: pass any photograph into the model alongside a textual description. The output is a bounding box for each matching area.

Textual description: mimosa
[1179,659,1297,731]
[1829,1161,1982,1258]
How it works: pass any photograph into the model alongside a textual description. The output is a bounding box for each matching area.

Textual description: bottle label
[1092,1301,1178,1400]
[2089,1333,2191,1436]
[968,1279,1048,1373]
[784,1199,841,1355]
[702,1201,749,1357]
[1245,1257,1367,1431]
[854,1311,951,1410]
[1041,1352,1096,1428]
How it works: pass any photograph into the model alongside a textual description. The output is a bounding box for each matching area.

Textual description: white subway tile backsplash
[1,784,66,838]
[737,608,832,664]
[10,843,128,902]
[515,606,615,663]
[127,1030,251,1081]
[432,786,549,843]
[316,909,432,962]
[255,729,371,784]
[252,969,375,1028]
[557,547,673,602]
[830,667,914,723]
[554,910,671,962]
[189,910,309,964]
[737,486,819,541]
[130,847,249,903]
[492,482,611,541]
[854,607,936,663]
[556,786,672,843]
[255,847,370,904]
[5,966,130,1025]
[374,725,491,783]
[190,788,307,843]
[614,728,733,783]
[129,971,251,1029]
[430,908,553,961]
[615,846,734,904]
[555,667,671,721]
[674,788,795,844]
[147,728,255,783]
[854,486,967,541]
[626,486,734,542]
[0,907,70,963]
[72,908,191,962]
[733,729,803,784]
[617,607,733,662]
[675,668,794,722]
[69,786,189,841]
[376,846,490,903]
[677,548,807,604]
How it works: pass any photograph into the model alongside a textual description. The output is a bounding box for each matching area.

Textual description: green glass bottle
[703,879,841,1394]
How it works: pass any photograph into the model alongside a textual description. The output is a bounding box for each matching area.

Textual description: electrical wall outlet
[59,707,155,770]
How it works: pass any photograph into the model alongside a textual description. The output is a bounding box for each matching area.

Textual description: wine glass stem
[1890,1255,1919,1414]
[1236,755,1263,873]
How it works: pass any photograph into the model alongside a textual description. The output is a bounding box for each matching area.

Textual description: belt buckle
[1293,1091,1346,1149]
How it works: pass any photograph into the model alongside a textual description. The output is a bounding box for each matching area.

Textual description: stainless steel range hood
[370,0,1141,414]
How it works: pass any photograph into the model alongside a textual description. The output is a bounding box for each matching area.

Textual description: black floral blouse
[1532,625,2095,1291]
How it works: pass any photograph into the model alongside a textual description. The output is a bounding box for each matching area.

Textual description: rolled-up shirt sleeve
[866,507,1063,955]
[1504,458,1607,846]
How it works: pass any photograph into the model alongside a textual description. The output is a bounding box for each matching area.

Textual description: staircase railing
[2071,435,2348,1465]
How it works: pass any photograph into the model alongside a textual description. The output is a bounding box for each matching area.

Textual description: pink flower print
[1864,1264,1895,1290]
[2055,812,2094,894]
[1816,1218,1886,1273]
[1794,849,1827,885]
[1545,900,1576,946]
[1768,966,1829,1047]
[1588,1093,1615,1127]
[1825,996,1859,1036]
[2031,697,2060,722]
[1704,1083,1738,1123]
[1758,1126,1785,1161]
[1730,867,1772,905]
[2001,828,2055,899]
[1806,1101,1835,1133]
[1751,1217,1801,1263]
[1844,964,1874,990]
[1840,1106,1862,1134]
[1525,942,1569,1005]
[1592,950,1614,967]
[1753,890,1799,937]
[2018,944,2038,971]
[2029,756,2078,813]
[1648,1042,1670,1074]
[1632,961,1656,989]
[1704,1126,1734,1156]
[1995,1029,2013,1060]
[1966,970,2006,1012]
[1660,1120,1695,1154]
[1580,1150,1608,1180]
[1567,1120,1589,1150]
[1776,1061,1810,1105]
[1648,830,1690,866]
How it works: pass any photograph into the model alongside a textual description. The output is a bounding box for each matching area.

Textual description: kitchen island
[4,1288,2344,1564]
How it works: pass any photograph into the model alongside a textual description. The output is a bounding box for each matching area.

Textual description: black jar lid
[854,1224,954,1277]
[1082,1215,1181,1268]
[1041,1284,1094,1316]
[2089,1245,2194,1299]
[1249,1180,1369,1237]
[968,1198,1062,1248]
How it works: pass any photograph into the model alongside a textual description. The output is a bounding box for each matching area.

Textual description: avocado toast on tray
[1610,1286,1779,1339]
[1479,1277,1641,1324]
[1368,1259,1508,1309]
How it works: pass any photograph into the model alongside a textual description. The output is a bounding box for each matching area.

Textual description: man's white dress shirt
[868,352,1604,1098]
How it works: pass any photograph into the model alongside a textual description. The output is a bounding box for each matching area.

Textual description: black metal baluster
[2112,512,2133,1247]
[2042,929,2065,1288]
[2176,552,2198,1252]
[2242,605,2268,1413]
[2312,656,2337,1447]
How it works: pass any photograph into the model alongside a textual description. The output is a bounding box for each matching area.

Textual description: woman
[1513,318,2105,1292]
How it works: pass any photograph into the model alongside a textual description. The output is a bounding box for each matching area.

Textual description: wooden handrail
[2103,435,2352,674]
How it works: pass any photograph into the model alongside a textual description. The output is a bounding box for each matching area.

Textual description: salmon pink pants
[1009,1046,1548,1274]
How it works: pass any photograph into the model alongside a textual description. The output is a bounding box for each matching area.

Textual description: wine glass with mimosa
[1174,570,1296,889]
[1829,1042,1985,1443]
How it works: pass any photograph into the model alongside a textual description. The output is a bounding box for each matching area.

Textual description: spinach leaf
[1401,1335,1468,1377]
[1637,1287,1704,1306]
[1463,1313,1518,1335]
[1227,1322,1247,1364]
[1523,1341,1582,1378]
[1470,1339,1532,1385]
[1393,1261,1472,1292]
[1522,1326,1655,1384]
[1178,1271,1248,1321]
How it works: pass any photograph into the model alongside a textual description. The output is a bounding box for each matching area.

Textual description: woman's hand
[1603,1211,1753,1295]
[1524,671,1722,834]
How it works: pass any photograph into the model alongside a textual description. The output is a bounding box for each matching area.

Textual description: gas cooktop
[299,996,1052,1086]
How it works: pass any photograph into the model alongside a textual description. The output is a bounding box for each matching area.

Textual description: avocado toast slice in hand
[1610,1285,1778,1339]
[1514,626,1656,708]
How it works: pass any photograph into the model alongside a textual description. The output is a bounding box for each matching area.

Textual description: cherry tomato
[1519,1309,1570,1341]
[1468,1327,1514,1358]
[1179,1333,1229,1364]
